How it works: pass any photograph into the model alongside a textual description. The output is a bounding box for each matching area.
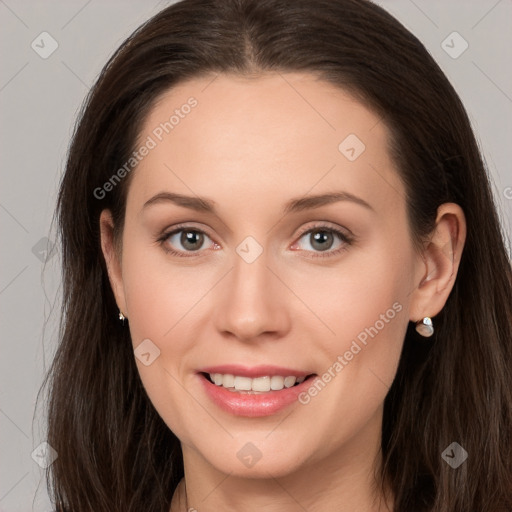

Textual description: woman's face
[103,72,426,478]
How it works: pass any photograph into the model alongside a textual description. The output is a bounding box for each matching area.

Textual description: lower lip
[198,373,316,417]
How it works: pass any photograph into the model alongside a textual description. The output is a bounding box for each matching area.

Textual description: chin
[191,434,315,479]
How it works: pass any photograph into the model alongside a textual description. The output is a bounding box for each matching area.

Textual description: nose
[212,249,291,343]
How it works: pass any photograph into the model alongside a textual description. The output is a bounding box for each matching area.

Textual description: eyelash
[156,222,354,259]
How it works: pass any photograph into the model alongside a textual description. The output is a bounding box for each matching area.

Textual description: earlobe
[99,209,127,317]
[409,203,466,324]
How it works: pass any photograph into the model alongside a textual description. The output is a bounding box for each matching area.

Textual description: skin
[100,72,466,512]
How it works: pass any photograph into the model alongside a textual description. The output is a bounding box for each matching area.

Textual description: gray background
[1,1,511,510]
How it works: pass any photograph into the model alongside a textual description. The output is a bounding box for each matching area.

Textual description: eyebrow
[142,190,374,215]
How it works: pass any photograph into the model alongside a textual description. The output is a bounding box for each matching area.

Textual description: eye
[157,225,217,257]
[291,223,354,258]
[157,222,354,259]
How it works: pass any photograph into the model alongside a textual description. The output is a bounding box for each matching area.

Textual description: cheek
[291,243,412,447]
[119,235,223,432]
[290,234,412,349]
[120,243,205,439]
[121,232,205,345]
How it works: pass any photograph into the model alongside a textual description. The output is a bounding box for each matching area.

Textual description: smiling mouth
[200,372,317,393]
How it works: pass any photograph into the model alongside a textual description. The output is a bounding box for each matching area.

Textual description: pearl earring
[119,310,126,322]
[415,317,434,337]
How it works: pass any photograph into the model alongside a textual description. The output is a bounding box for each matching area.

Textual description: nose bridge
[229,231,274,298]
[213,239,289,340]
[232,246,271,299]
[230,242,275,313]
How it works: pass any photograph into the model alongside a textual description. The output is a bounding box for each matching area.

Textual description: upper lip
[197,364,314,378]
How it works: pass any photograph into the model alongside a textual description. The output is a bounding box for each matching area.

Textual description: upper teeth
[209,373,306,392]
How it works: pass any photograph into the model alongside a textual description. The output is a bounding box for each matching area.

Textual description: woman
[43,0,512,510]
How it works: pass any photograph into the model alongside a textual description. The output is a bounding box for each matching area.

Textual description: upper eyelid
[296,222,353,238]
[161,222,214,240]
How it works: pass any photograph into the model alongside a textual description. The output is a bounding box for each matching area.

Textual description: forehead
[127,72,404,217]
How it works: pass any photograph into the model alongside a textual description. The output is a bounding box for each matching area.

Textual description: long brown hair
[41,0,512,510]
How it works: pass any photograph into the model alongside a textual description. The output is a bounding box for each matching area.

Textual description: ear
[409,203,466,323]
[99,209,127,317]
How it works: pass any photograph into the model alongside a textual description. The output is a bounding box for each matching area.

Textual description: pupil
[181,231,203,250]
[312,230,333,251]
